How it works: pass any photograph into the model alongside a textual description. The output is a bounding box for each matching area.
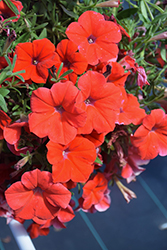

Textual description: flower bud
[96,0,120,8]
[14,155,30,170]
[149,32,167,41]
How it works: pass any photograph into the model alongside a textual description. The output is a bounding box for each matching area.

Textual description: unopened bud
[96,0,120,8]
[149,32,167,41]
[14,155,29,170]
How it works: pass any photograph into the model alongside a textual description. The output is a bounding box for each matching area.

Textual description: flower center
[33,187,43,195]
[85,96,95,106]
[63,59,71,68]
[55,105,65,114]
[63,149,69,159]
[33,59,38,65]
[151,126,157,132]
[87,34,96,44]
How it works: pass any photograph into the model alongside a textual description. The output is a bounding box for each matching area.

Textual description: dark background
[0,155,167,250]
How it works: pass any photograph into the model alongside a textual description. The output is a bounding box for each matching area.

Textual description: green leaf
[31,33,39,39]
[117,8,138,20]
[3,0,19,15]
[0,94,8,112]
[160,43,167,62]
[0,88,10,97]
[50,77,57,83]
[12,104,19,111]
[6,71,12,75]
[0,68,10,84]
[12,111,21,116]
[15,33,31,44]
[14,74,25,83]
[31,14,37,27]
[94,156,103,165]
[60,4,78,19]
[2,16,18,23]
[4,55,11,67]
[11,54,17,71]
[143,0,154,21]
[140,1,148,20]
[38,28,47,39]
[145,0,164,13]
[57,63,64,78]
[10,87,21,95]
[33,23,48,30]
[153,12,167,23]
[60,69,73,78]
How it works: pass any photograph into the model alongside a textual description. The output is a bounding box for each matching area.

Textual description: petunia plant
[0,0,167,240]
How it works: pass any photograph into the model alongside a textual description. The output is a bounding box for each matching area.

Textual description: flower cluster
[0,0,167,239]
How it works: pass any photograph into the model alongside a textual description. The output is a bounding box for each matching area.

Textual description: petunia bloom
[103,14,131,41]
[131,109,167,160]
[46,135,96,183]
[120,55,149,89]
[3,119,40,156]
[55,39,88,83]
[115,89,146,125]
[13,38,59,83]
[81,173,110,211]
[66,11,121,65]
[0,0,23,22]
[27,223,50,239]
[28,81,87,145]
[121,146,148,183]
[77,70,122,134]
[5,169,71,221]
[40,205,75,229]
[77,188,111,213]
[83,130,105,148]
[0,110,11,140]
[106,62,130,88]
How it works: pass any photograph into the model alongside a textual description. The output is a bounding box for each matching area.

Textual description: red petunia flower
[77,70,122,134]
[120,55,149,89]
[5,169,71,221]
[37,204,75,230]
[77,188,111,213]
[116,89,146,125]
[103,14,131,41]
[46,135,96,183]
[28,81,87,145]
[81,172,110,211]
[106,62,130,87]
[83,130,105,148]
[13,38,59,83]
[66,11,122,65]
[131,109,167,160]
[121,146,148,183]
[0,110,11,139]
[27,223,50,239]
[0,0,23,22]
[54,39,88,83]
[3,119,40,156]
